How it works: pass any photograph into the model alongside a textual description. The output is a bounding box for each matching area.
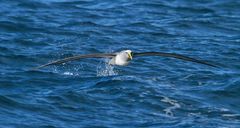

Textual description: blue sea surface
[0,0,240,127]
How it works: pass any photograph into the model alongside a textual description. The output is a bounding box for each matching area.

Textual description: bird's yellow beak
[128,52,133,60]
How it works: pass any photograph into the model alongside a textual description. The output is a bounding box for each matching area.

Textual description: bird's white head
[122,50,133,60]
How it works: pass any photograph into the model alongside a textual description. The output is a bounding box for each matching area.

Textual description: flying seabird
[32,50,217,70]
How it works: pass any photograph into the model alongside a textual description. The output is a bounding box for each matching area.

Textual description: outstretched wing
[32,53,116,70]
[133,52,217,67]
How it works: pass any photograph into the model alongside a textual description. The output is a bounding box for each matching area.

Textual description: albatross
[32,50,217,70]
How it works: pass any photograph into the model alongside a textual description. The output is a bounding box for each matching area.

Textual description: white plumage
[109,50,132,66]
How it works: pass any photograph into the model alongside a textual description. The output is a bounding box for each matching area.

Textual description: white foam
[161,96,181,116]
[63,72,74,76]
[97,60,118,77]
[222,114,240,117]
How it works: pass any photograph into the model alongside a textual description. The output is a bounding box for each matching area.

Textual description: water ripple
[0,0,240,127]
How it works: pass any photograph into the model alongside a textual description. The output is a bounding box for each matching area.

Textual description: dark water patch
[17,0,50,10]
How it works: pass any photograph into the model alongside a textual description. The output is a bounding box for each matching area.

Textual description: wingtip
[202,61,219,68]
[210,64,220,68]
[29,67,40,71]
[29,64,47,71]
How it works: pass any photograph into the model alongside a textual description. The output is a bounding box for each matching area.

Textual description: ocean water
[0,0,240,127]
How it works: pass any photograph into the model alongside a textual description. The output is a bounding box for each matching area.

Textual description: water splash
[97,60,118,77]
[63,72,74,76]
[52,64,84,76]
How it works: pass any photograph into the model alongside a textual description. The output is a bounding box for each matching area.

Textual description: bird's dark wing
[32,53,116,70]
[133,52,217,67]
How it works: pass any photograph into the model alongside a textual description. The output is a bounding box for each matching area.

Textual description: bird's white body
[109,50,132,66]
